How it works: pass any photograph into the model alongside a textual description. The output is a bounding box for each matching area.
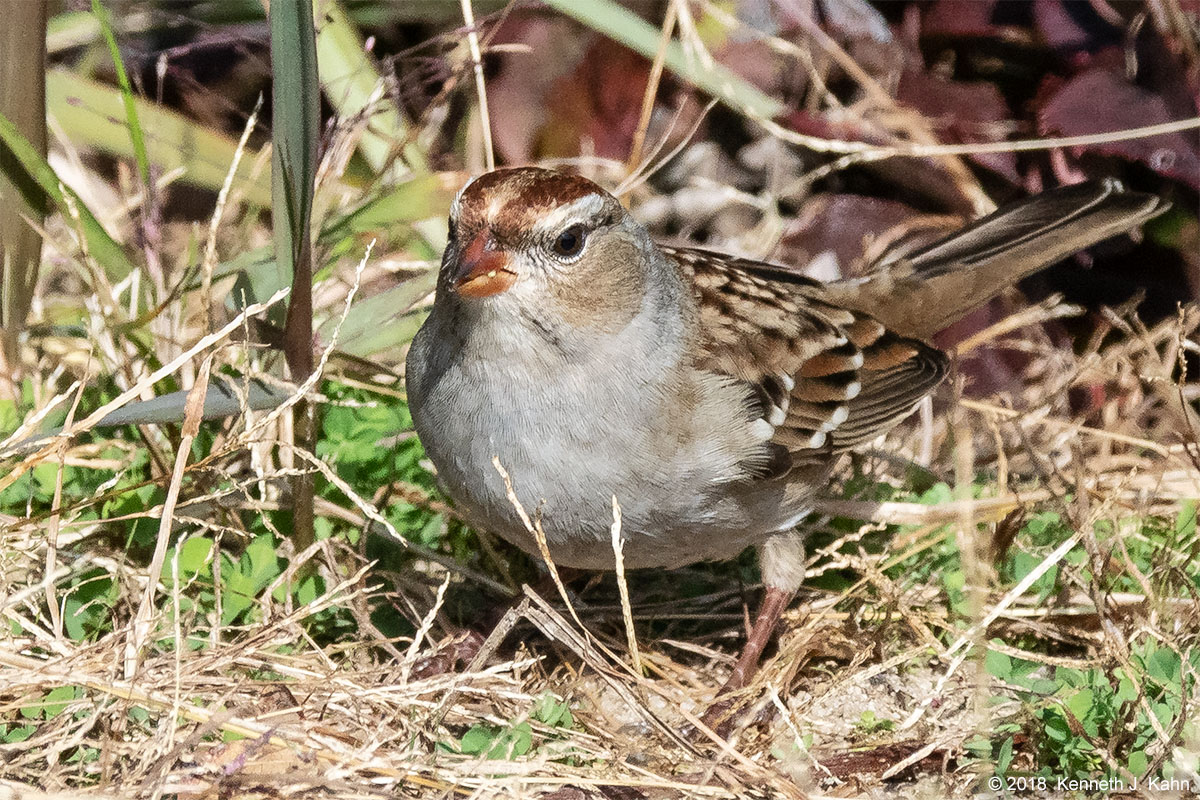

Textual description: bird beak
[453,230,517,298]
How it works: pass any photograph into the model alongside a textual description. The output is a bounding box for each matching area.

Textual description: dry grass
[2,5,1199,797]
[2,286,1198,798]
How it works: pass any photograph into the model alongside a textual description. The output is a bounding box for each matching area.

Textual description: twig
[124,355,212,679]
[758,114,1200,159]
[460,0,494,171]
[200,96,261,334]
[44,379,87,640]
[609,495,641,675]
[492,456,584,632]
[625,0,677,186]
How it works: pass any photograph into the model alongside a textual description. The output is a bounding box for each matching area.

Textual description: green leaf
[458,721,534,760]
[48,70,271,205]
[2,724,35,743]
[1147,647,1181,684]
[92,0,149,188]
[243,533,283,589]
[1175,500,1196,539]
[490,722,532,759]
[534,694,574,728]
[963,736,991,759]
[63,571,116,640]
[0,102,132,281]
[985,648,1012,681]
[43,686,77,719]
[1027,677,1061,695]
[1056,667,1086,689]
[1017,513,1065,544]
[313,0,426,176]
[1065,689,1096,733]
[175,536,214,580]
[1042,710,1070,743]
[321,174,454,240]
[541,0,782,119]
[221,534,283,625]
[1115,675,1138,705]
[459,724,499,755]
[996,735,1014,775]
[294,574,319,606]
[22,686,77,719]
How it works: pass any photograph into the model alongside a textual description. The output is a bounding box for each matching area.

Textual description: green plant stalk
[0,0,47,365]
[270,0,320,549]
[92,0,150,191]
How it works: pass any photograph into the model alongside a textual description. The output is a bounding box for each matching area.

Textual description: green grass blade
[46,10,100,53]
[0,0,47,358]
[0,107,132,282]
[92,0,150,191]
[542,0,782,119]
[321,271,435,358]
[320,172,456,240]
[47,69,272,206]
[270,0,319,310]
[47,9,155,54]
[314,0,427,176]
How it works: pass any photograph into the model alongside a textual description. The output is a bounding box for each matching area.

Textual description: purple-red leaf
[1039,68,1200,189]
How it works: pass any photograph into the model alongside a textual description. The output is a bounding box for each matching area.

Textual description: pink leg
[698,585,793,734]
[720,586,792,693]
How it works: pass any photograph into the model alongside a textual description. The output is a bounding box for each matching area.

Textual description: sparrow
[404,167,1165,698]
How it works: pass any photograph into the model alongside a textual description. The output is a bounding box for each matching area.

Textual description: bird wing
[665,246,948,480]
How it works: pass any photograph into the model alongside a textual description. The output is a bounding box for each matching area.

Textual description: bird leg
[720,585,793,694]
[696,586,793,736]
[698,530,805,735]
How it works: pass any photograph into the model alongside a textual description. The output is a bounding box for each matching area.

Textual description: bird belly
[410,350,801,571]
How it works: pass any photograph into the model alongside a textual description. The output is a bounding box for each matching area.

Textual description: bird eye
[551,225,587,259]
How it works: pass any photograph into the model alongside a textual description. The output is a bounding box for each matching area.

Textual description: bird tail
[822,179,1168,339]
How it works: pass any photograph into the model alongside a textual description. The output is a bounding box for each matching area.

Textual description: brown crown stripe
[457,168,605,236]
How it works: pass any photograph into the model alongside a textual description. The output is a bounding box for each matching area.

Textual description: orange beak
[453,230,517,298]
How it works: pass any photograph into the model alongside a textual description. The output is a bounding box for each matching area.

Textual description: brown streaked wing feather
[667,246,853,386]
[827,338,948,450]
[778,318,948,455]
[666,246,950,475]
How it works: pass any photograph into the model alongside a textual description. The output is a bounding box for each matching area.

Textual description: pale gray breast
[407,280,809,570]
[409,315,819,570]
